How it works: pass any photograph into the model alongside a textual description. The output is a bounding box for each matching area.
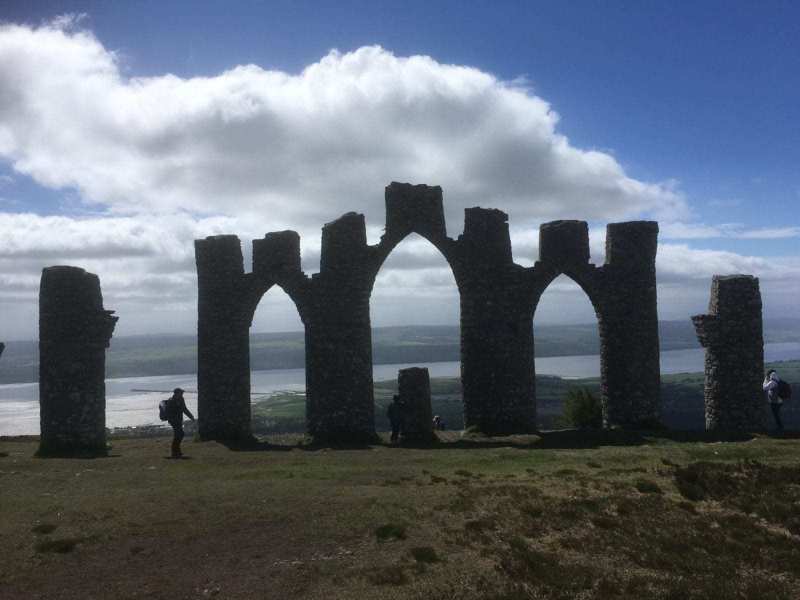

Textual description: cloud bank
[0,18,688,225]
[0,17,797,338]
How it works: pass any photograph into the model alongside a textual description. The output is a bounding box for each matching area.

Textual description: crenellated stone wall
[692,275,766,432]
[38,266,117,456]
[195,182,663,442]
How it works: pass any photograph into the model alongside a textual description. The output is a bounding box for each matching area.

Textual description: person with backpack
[160,388,195,458]
[763,369,790,433]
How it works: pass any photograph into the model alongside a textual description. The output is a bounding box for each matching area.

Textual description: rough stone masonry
[397,367,435,442]
[38,266,118,456]
[195,182,662,442]
[692,275,766,432]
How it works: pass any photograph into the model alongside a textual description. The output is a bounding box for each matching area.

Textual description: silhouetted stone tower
[38,266,117,456]
[692,275,766,432]
[195,235,252,441]
[458,207,536,434]
[599,221,661,427]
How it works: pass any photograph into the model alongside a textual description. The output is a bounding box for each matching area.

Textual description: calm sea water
[2,342,799,436]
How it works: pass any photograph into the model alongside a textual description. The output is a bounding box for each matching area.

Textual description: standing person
[165,388,195,458]
[763,369,784,433]
[387,395,402,443]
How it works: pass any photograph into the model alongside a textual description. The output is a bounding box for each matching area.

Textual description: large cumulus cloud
[0,18,688,227]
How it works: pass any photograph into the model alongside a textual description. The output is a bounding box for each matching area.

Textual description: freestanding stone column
[38,267,117,456]
[304,213,377,442]
[397,367,434,441]
[459,208,536,435]
[692,275,766,432]
[598,222,661,428]
[195,235,252,441]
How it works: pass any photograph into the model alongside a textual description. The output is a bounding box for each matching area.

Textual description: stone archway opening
[532,274,602,430]
[369,232,462,435]
[249,286,306,436]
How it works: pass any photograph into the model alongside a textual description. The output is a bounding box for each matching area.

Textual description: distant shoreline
[3,320,800,385]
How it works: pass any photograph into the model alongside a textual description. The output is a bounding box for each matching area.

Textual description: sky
[0,1,798,339]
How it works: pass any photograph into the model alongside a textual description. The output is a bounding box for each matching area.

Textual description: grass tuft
[31,523,58,535]
[34,537,83,554]
[410,546,440,563]
[367,565,408,586]
[374,523,407,541]
[634,479,663,494]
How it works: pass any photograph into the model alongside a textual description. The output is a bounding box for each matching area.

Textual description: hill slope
[1,433,799,599]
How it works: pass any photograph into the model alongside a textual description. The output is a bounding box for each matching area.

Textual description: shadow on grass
[219,435,379,452]
[169,427,800,453]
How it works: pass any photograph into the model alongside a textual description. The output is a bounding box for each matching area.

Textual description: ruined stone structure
[196,182,661,442]
[692,275,766,432]
[397,367,434,442]
[38,266,117,456]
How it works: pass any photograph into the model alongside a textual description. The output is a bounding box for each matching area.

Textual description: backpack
[777,380,792,401]
[158,398,174,421]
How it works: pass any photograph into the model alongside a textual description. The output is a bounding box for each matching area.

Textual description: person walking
[387,395,403,443]
[164,388,195,458]
[763,369,784,433]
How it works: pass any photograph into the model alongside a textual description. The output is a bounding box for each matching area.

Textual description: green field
[2,432,799,599]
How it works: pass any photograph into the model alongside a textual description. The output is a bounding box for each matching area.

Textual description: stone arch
[367,182,462,291]
[528,220,661,429]
[369,230,462,432]
[195,233,310,441]
[195,183,661,443]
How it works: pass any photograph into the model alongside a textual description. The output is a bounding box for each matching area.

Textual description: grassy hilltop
[1,432,800,599]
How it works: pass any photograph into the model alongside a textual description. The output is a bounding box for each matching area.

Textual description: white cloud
[0,19,688,230]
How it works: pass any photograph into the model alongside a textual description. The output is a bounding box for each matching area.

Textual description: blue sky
[0,2,798,337]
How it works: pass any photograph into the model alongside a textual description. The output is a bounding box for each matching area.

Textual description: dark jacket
[168,395,195,426]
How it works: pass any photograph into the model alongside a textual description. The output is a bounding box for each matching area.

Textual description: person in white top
[763,369,783,433]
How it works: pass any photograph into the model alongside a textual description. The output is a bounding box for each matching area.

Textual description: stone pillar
[38,266,117,456]
[195,235,251,441]
[384,182,446,240]
[692,275,766,432]
[538,220,591,267]
[398,367,435,441]
[459,208,535,435]
[598,221,661,428]
[0,342,4,359]
[305,213,376,443]
[253,231,301,276]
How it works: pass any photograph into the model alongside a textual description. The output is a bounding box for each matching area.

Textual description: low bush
[562,388,602,429]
